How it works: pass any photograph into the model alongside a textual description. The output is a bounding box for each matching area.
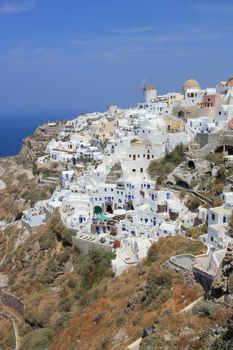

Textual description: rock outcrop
[18,123,62,168]
[210,242,233,304]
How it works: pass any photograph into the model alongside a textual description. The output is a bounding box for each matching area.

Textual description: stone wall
[192,266,215,292]
[0,290,25,318]
[72,236,113,254]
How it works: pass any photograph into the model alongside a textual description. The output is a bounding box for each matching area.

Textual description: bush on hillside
[148,144,186,178]
[147,237,206,265]
[187,224,207,239]
[205,152,223,165]
[21,329,54,350]
[186,195,201,211]
[192,300,219,319]
[75,250,114,290]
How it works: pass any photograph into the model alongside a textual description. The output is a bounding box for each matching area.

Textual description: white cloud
[0,0,35,14]
[113,26,154,34]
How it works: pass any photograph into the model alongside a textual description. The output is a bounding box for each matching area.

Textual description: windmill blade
[138,78,146,92]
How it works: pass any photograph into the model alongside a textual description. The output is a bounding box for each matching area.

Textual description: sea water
[0,110,80,157]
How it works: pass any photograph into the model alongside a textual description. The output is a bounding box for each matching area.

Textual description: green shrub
[192,300,219,319]
[186,195,201,211]
[187,224,207,239]
[205,153,223,165]
[21,329,54,350]
[116,314,126,326]
[148,144,186,178]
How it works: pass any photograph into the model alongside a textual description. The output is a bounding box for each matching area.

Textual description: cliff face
[210,242,233,305]
[18,123,62,168]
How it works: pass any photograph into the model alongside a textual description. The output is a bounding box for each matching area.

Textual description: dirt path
[0,311,20,350]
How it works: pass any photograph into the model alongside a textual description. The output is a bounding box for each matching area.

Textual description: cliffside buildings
[25,76,233,275]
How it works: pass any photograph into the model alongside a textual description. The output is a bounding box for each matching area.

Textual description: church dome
[182,79,200,92]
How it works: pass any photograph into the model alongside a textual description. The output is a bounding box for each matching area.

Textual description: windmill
[138,78,146,98]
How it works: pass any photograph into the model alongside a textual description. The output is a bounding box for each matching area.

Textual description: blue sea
[0,111,80,157]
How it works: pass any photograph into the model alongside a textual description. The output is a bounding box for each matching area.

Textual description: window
[223,216,227,223]
[211,213,215,221]
[132,169,136,173]
[140,168,143,173]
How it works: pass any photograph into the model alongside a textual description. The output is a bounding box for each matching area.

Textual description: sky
[0,0,233,113]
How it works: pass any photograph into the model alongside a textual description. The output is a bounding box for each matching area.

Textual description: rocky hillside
[0,122,65,222]
[0,214,208,350]
[18,123,62,168]
[140,244,233,350]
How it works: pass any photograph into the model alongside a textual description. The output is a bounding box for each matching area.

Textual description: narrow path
[167,184,214,206]
[178,296,203,314]
[0,311,20,350]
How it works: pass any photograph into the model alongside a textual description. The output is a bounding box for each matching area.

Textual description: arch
[178,110,185,119]
[106,204,113,214]
[187,160,195,170]
[176,180,190,189]
[94,206,102,215]
[166,181,175,187]
[215,145,233,155]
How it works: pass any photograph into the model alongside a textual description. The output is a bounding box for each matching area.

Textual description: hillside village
[19,76,233,278]
[2,77,233,349]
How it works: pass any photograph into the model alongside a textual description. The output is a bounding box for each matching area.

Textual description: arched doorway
[176,180,190,189]
[106,205,113,214]
[187,160,195,170]
[178,110,185,119]
[94,206,102,215]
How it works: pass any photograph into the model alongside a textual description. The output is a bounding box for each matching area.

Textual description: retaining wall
[72,236,113,254]
[0,290,25,318]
